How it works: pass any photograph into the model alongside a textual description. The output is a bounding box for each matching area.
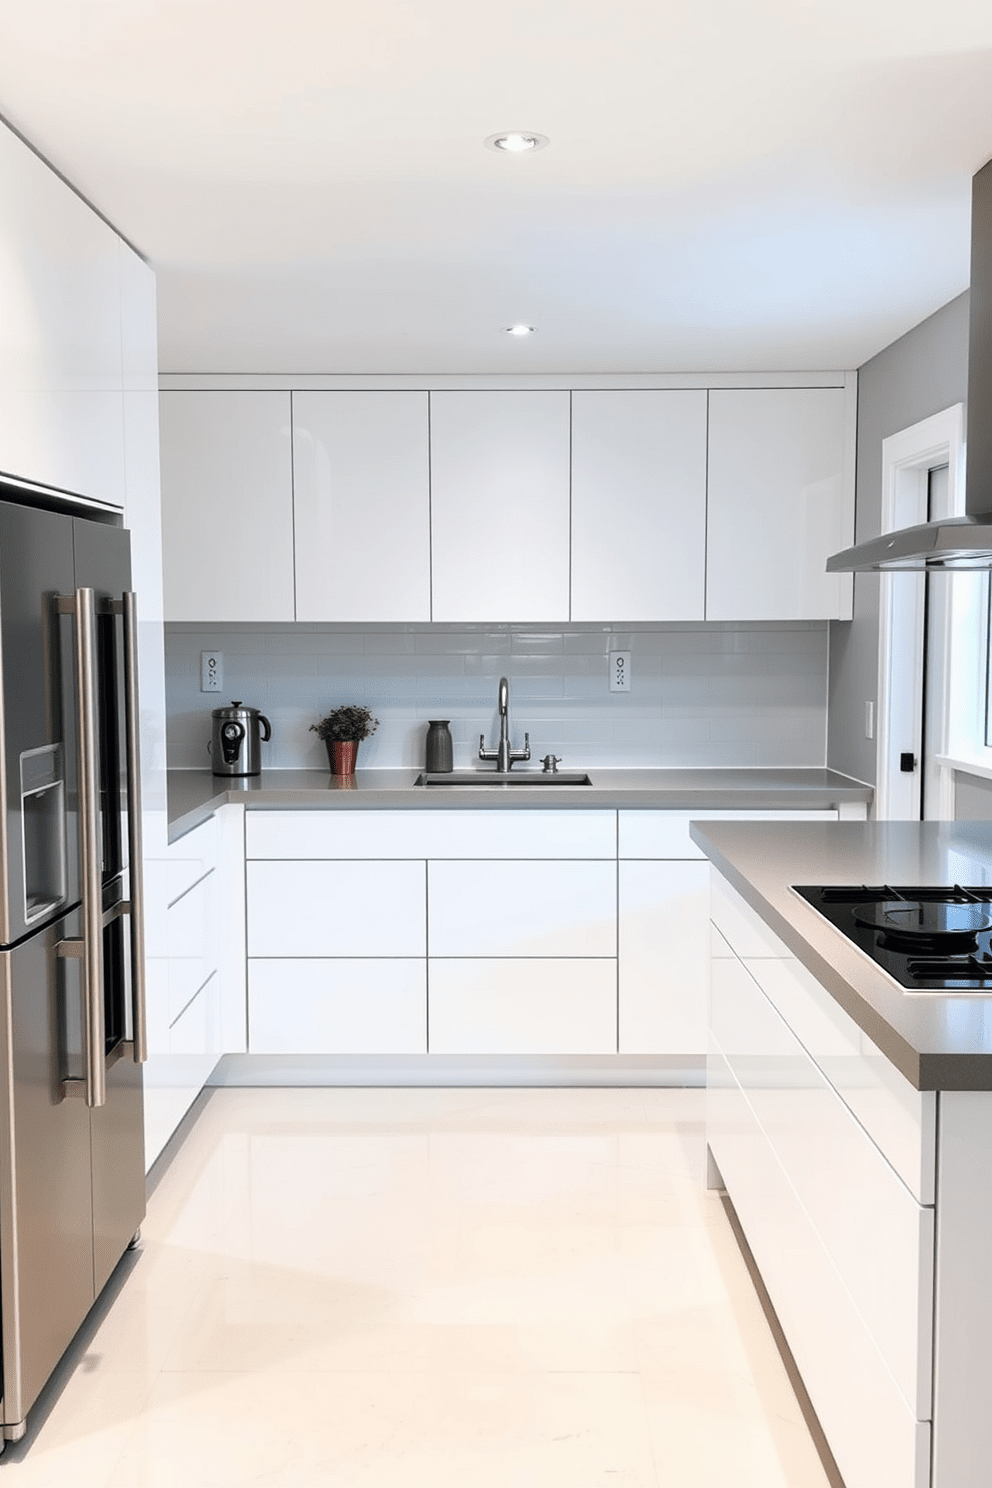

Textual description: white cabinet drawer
[428,959,617,1054]
[755,956,934,1204]
[167,814,218,903]
[246,808,617,860]
[169,973,219,1058]
[708,1035,929,1488]
[619,809,837,860]
[166,868,215,1024]
[618,859,709,1054]
[713,874,935,1200]
[249,959,426,1054]
[711,872,792,959]
[247,860,426,957]
[712,956,933,1418]
[428,860,616,957]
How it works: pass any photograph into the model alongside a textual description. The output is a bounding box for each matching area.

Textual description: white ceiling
[2,0,992,375]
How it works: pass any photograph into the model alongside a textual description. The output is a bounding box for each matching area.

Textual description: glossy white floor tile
[1,1088,833,1487]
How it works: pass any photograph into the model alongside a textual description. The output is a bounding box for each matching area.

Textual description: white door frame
[875,404,965,820]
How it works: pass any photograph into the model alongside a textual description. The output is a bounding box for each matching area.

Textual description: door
[0,502,77,946]
[429,391,571,621]
[71,520,146,1285]
[0,910,93,1430]
[72,518,132,882]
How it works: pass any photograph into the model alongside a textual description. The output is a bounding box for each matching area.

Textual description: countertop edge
[166,768,873,844]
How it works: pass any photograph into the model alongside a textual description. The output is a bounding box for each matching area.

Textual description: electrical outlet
[865,700,875,740]
[201,651,223,693]
[609,651,632,693]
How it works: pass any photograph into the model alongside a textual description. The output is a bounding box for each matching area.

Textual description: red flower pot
[327,739,359,775]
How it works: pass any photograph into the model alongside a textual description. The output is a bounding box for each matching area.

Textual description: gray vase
[425,720,453,773]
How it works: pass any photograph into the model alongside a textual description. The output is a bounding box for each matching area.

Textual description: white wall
[165,620,829,771]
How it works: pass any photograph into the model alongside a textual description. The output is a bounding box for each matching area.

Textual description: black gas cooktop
[793,885,992,992]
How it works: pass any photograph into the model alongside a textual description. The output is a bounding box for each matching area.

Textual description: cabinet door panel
[706,388,852,621]
[428,860,616,957]
[712,957,933,1419]
[247,860,426,957]
[167,870,215,1024]
[293,391,430,621]
[619,860,708,1054]
[571,390,706,620]
[0,122,125,505]
[246,808,616,861]
[160,391,294,621]
[429,959,617,1054]
[430,391,570,621]
[249,959,426,1054]
[708,1033,929,1488]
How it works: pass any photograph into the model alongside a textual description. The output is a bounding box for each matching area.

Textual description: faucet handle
[541,754,562,774]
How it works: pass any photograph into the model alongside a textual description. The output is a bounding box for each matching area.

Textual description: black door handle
[900,752,917,772]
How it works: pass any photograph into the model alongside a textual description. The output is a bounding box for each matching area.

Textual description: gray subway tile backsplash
[165,622,829,771]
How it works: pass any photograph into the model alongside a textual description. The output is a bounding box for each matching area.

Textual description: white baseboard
[206,1053,705,1088]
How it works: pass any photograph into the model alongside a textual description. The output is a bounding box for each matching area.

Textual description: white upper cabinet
[705,387,853,621]
[293,391,430,621]
[160,391,295,621]
[429,391,570,621]
[571,390,707,621]
[0,122,125,506]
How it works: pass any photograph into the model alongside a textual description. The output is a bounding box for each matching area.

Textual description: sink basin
[415,771,592,787]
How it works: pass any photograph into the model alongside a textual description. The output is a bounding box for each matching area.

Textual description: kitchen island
[691,818,992,1488]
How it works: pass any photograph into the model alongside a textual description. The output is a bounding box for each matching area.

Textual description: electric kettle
[209,701,271,777]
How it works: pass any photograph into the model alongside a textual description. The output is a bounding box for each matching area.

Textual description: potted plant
[310,704,379,776]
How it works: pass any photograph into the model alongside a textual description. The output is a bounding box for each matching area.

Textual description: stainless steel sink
[415,771,592,787]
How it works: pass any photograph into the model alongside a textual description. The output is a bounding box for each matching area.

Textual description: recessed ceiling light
[503,324,537,337]
[484,131,549,154]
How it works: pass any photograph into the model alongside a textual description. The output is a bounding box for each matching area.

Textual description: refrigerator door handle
[62,586,107,1109]
[118,591,147,1065]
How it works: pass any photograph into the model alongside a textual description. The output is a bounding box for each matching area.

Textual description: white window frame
[877,404,965,820]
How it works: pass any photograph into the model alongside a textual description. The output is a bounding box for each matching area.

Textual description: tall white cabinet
[0,122,126,506]
[429,391,572,622]
[159,391,295,621]
[570,389,708,621]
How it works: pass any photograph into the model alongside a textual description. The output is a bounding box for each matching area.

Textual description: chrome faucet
[479,676,530,772]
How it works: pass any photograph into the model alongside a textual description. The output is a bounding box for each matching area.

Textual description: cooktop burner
[793,885,992,992]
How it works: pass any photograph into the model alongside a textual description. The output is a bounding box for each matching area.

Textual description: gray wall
[827,292,970,783]
[955,771,992,821]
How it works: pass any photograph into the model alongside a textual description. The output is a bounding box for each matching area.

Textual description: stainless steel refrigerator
[0,498,146,1443]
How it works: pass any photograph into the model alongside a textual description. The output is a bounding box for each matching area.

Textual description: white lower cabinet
[247,859,426,957]
[249,959,426,1054]
[618,810,841,1059]
[428,960,617,1055]
[144,813,225,1168]
[238,806,866,1067]
[428,860,616,958]
[619,860,710,1054]
[708,873,933,1488]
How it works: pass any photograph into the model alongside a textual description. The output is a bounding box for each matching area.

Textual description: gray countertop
[690,818,992,1092]
[167,765,872,842]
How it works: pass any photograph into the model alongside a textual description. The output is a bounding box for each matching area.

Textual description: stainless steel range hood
[827,156,992,573]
